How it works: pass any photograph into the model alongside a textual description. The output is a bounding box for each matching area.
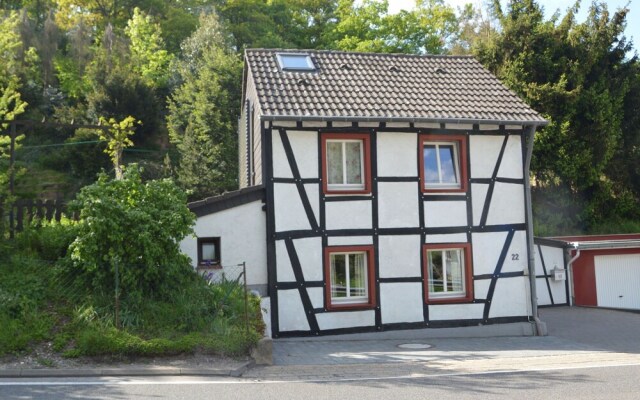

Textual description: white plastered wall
[279,289,310,332]
[316,310,375,330]
[180,200,267,288]
[378,182,419,228]
[534,244,568,306]
[378,235,421,278]
[376,131,417,176]
[326,201,372,230]
[381,283,424,323]
[274,183,314,231]
[424,200,467,228]
[287,130,319,179]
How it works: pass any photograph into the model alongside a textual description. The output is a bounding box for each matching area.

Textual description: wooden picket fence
[2,198,72,237]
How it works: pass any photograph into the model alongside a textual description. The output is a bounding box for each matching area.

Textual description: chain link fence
[198,262,250,333]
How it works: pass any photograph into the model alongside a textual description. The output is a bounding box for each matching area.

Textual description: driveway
[539,306,640,353]
[267,307,640,367]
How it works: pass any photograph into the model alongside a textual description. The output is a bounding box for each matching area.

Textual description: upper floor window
[420,134,467,193]
[321,133,371,194]
[276,53,316,71]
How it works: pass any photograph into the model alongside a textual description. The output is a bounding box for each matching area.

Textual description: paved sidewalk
[243,307,640,381]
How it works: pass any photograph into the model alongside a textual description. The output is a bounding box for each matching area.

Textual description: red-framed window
[324,245,376,310]
[419,134,468,193]
[423,243,474,304]
[321,133,372,194]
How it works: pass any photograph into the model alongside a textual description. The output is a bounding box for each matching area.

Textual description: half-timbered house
[181,49,549,338]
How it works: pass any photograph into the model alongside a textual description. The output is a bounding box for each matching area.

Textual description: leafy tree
[69,165,195,297]
[97,115,139,180]
[124,7,173,89]
[475,0,639,233]
[329,0,458,54]
[167,12,241,199]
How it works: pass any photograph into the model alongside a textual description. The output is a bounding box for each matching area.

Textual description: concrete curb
[0,361,252,378]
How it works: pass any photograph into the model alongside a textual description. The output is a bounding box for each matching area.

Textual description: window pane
[327,142,344,185]
[278,54,314,70]
[428,251,444,293]
[439,144,459,184]
[331,254,347,298]
[349,253,366,297]
[201,243,216,261]
[446,249,464,292]
[345,142,363,185]
[423,145,439,184]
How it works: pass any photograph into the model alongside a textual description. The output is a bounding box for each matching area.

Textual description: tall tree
[475,0,638,233]
[124,7,173,89]
[167,12,242,199]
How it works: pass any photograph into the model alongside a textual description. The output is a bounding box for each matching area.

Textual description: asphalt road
[2,364,639,400]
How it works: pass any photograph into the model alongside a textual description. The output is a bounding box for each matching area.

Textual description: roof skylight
[276,53,316,72]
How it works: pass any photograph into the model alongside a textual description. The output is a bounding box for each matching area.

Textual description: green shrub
[67,165,195,298]
[14,217,78,262]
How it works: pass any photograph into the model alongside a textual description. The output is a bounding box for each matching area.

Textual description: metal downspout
[523,125,544,335]
[566,245,582,307]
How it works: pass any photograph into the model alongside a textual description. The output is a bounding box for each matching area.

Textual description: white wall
[534,244,568,306]
[180,200,267,288]
[268,126,532,333]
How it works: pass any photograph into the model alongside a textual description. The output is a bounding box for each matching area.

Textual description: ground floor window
[197,237,221,268]
[423,243,473,303]
[324,245,376,310]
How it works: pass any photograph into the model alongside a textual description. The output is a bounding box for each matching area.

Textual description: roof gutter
[568,240,640,250]
[262,114,549,127]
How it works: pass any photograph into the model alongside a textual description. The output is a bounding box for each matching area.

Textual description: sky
[388,0,639,49]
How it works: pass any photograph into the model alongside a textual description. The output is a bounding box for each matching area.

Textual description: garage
[594,253,640,310]
[562,235,640,310]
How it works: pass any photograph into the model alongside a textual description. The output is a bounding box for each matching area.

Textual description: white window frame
[329,251,369,304]
[423,141,462,189]
[427,247,467,299]
[326,139,365,191]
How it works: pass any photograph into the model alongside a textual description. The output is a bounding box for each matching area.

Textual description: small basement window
[198,237,221,268]
[276,53,316,71]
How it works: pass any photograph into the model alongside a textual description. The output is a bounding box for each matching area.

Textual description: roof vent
[339,63,350,70]
[435,67,447,74]
[389,65,400,72]
[297,78,309,86]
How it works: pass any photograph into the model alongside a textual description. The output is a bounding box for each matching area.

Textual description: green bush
[67,165,195,298]
[14,217,78,261]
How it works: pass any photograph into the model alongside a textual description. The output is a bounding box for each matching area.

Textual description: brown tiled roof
[245,49,547,125]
